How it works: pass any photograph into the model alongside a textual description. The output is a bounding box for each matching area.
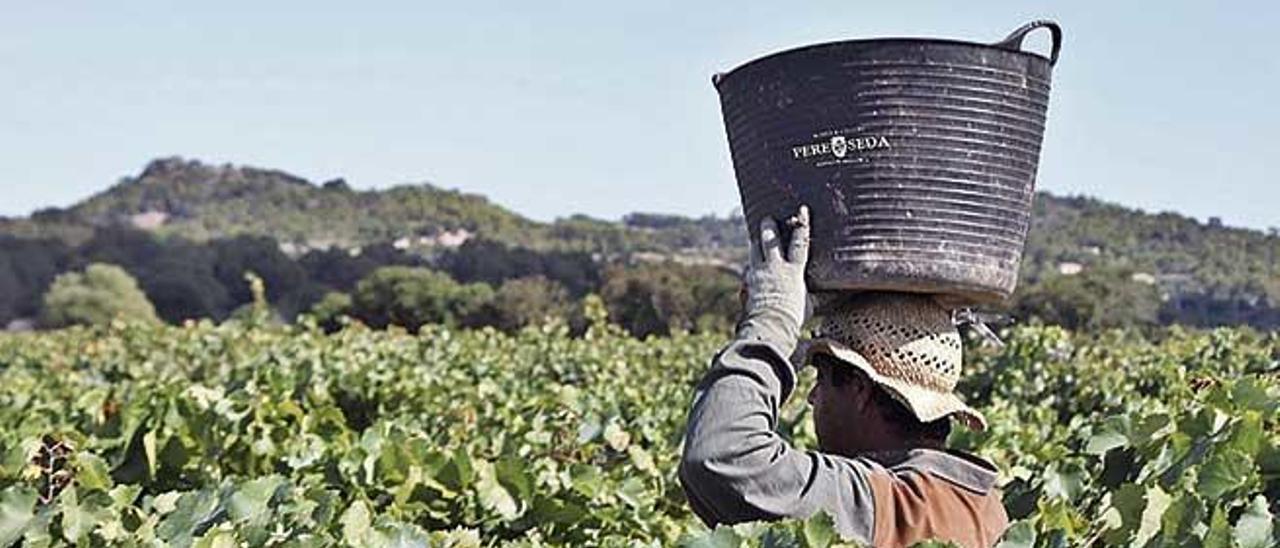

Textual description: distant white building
[1131,272,1157,285]
[5,318,35,332]
[1057,262,1084,276]
[129,210,169,230]
[434,229,472,248]
[631,251,736,270]
[278,242,303,257]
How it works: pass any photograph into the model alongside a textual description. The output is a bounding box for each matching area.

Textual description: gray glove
[737,205,810,358]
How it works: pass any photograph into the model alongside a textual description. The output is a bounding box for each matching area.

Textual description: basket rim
[713,36,1054,92]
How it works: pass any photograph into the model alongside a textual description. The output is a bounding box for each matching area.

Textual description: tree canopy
[40,263,159,328]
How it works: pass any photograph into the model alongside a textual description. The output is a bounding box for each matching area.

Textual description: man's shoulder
[859,448,1009,547]
[870,448,1001,494]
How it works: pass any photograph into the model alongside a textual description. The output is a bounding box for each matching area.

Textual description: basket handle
[993,20,1062,66]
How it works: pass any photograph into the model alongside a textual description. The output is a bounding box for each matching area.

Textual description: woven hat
[806,292,987,431]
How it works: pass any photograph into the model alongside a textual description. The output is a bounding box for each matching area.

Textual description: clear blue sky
[2,1,1277,230]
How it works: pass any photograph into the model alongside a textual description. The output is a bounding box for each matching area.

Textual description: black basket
[715,21,1062,304]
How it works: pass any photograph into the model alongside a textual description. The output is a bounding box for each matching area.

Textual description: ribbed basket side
[719,41,1053,303]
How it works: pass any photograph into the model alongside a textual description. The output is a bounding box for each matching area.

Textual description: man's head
[807,352,951,455]
[802,292,986,457]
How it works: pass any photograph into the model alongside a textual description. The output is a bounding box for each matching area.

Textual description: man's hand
[737,205,810,358]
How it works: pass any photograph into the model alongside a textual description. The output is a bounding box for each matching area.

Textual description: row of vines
[0,306,1277,546]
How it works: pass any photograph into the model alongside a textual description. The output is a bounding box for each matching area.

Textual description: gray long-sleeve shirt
[678,338,1008,547]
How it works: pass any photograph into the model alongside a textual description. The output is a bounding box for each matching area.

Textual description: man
[678,206,1008,547]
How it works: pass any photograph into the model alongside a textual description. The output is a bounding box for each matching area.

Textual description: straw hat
[806,292,987,431]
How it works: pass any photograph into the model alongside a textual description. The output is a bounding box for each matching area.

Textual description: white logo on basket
[791,134,891,160]
[831,136,848,158]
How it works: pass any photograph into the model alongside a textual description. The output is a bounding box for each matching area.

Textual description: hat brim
[806,339,988,432]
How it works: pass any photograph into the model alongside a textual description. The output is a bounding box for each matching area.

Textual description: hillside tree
[350,267,493,330]
[467,276,574,332]
[40,263,160,328]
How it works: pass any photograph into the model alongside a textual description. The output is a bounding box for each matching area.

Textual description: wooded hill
[0,158,740,258]
[2,157,1277,330]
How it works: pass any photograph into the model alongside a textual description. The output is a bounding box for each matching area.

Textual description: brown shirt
[679,338,1008,547]
[862,450,1009,547]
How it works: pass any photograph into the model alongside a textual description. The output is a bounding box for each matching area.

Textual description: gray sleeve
[677,338,877,543]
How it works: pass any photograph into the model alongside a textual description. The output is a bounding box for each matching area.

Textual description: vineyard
[0,302,1277,547]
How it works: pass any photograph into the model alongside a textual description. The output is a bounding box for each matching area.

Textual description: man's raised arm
[676,208,877,542]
